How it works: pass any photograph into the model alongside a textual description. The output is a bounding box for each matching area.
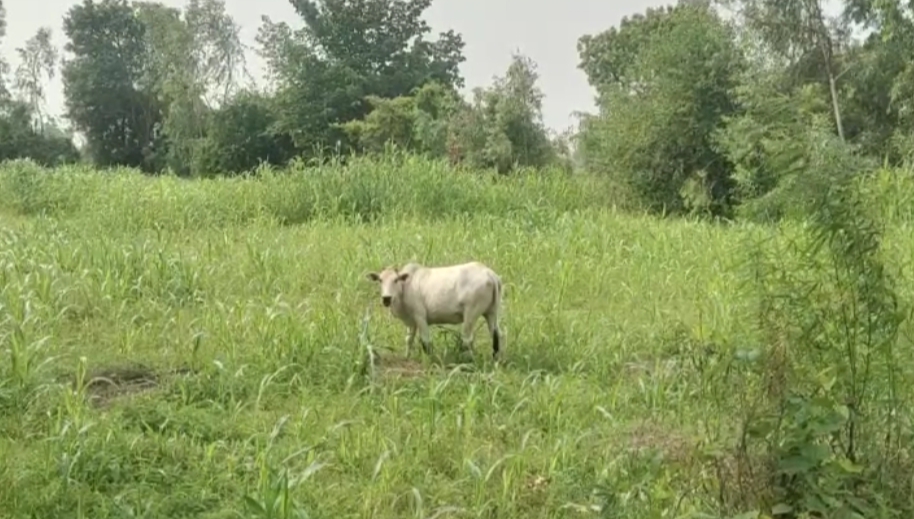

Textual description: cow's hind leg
[484,309,501,359]
[460,316,477,356]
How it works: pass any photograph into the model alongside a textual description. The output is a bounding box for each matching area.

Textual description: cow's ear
[366,272,380,282]
[397,272,410,282]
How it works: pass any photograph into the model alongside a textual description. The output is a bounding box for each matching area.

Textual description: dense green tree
[192,89,296,176]
[448,53,556,173]
[339,95,424,154]
[577,4,678,104]
[0,7,78,166]
[338,81,463,157]
[840,0,914,161]
[713,64,833,220]
[577,0,743,215]
[59,0,247,175]
[719,0,852,141]
[257,0,466,157]
[134,1,202,174]
[62,0,164,171]
[332,50,558,174]
[411,81,464,158]
[708,0,909,218]
[137,0,246,174]
[0,100,80,166]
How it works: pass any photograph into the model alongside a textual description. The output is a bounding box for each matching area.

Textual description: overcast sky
[2,0,845,133]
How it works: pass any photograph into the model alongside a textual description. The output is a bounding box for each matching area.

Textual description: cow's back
[407,262,495,323]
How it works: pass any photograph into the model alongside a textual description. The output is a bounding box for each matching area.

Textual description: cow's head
[366,267,410,307]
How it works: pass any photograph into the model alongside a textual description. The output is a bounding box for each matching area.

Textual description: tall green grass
[0,154,912,517]
[0,153,628,232]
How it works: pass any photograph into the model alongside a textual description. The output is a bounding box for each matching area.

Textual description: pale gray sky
[1,0,681,134]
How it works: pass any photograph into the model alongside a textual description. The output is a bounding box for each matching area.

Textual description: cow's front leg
[404,326,417,358]
[416,319,432,356]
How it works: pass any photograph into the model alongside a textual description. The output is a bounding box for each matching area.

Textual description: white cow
[366,261,503,359]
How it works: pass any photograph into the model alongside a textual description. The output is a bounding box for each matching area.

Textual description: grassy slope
[0,156,912,518]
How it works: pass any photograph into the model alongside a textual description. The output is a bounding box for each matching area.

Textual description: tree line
[0,0,910,220]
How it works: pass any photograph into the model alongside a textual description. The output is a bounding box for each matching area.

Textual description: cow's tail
[488,271,503,358]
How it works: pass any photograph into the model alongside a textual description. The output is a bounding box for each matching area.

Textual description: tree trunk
[823,48,845,142]
[809,0,845,142]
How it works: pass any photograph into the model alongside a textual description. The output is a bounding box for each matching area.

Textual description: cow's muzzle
[382,296,392,307]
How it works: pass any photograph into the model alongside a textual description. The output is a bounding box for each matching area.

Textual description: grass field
[1,155,913,518]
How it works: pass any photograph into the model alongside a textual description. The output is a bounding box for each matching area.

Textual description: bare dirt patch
[370,351,427,380]
[365,345,485,381]
[625,419,696,464]
[65,363,194,408]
